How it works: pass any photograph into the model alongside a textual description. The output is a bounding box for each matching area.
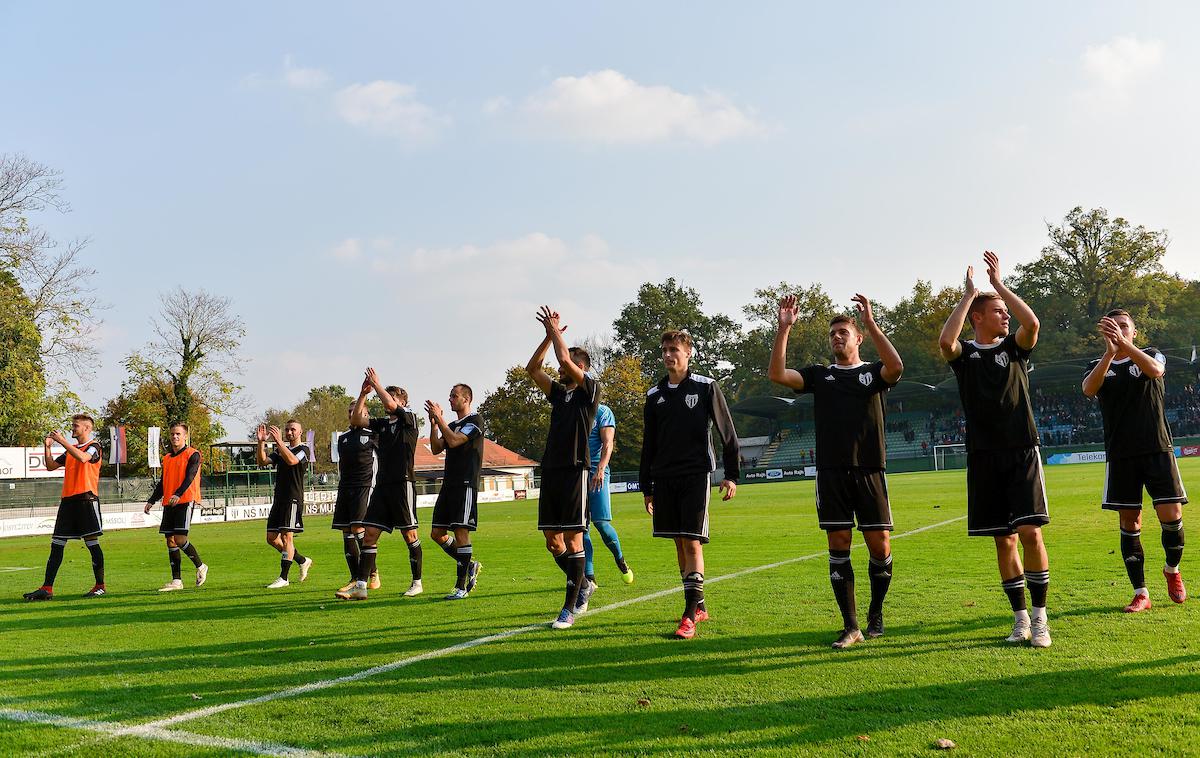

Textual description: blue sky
[4,2,1199,435]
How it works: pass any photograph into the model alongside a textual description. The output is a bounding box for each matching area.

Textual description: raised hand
[984,251,1002,287]
[424,400,443,420]
[852,293,875,328]
[535,305,566,335]
[256,425,267,442]
[964,266,978,297]
[777,295,799,328]
[1098,317,1124,353]
[267,425,282,443]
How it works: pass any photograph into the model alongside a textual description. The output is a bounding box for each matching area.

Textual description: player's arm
[1082,320,1119,397]
[42,436,61,471]
[640,394,657,512]
[709,382,739,501]
[145,479,164,511]
[269,426,300,465]
[591,424,615,492]
[365,367,399,414]
[255,425,270,467]
[351,379,372,428]
[524,333,555,397]
[985,251,1039,351]
[542,306,586,387]
[49,431,95,464]
[938,266,977,362]
[854,293,903,384]
[767,295,805,391]
[427,407,444,455]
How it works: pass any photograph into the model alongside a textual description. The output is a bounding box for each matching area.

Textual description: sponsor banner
[305,501,336,516]
[625,481,641,492]
[743,467,812,481]
[103,511,162,531]
[514,489,527,500]
[226,503,275,522]
[1046,451,1107,465]
[195,504,227,524]
[609,482,629,494]
[0,515,59,537]
[765,469,783,480]
[0,447,67,480]
[1182,445,1200,458]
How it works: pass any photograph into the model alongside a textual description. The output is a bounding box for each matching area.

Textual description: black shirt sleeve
[172,451,201,498]
[640,392,657,496]
[796,365,822,394]
[148,480,164,505]
[871,360,896,391]
[709,381,740,481]
[55,453,66,466]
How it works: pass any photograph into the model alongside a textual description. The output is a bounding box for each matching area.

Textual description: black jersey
[949,334,1039,452]
[541,375,601,470]
[337,427,377,488]
[640,372,740,495]
[369,407,419,484]
[797,361,894,469]
[442,413,484,489]
[1087,348,1173,459]
[269,445,309,504]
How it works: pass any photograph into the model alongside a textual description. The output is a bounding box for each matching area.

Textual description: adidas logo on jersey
[825,375,836,381]
[969,352,981,359]
[995,352,1010,368]
[1106,370,1117,377]
[657,396,666,404]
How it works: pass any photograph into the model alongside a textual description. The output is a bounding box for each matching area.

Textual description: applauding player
[769,294,903,649]
[256,421,313,589]
[1083,309,1188,611]
[427,385,485,599]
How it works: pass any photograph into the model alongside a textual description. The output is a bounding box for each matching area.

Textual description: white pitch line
[0,708,340,757]
[141,514,966,731]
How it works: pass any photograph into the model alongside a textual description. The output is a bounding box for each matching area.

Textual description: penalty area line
[141,514,966,731]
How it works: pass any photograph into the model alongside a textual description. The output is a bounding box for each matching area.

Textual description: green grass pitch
[1,460,1198,756]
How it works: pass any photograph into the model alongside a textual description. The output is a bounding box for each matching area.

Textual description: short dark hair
[71,414,94,425]
[1106,308,1132,322]
[661,330,693,350]
[453,383,473,402]
[387,386,408,405]
[968,292,1003,327]
[285,418,301,429]
[828,315,857,331]
[568,347,592,371]
[169,422,189,433]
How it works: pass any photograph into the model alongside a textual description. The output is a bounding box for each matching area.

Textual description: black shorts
[432,485,477,531]
[267,497,304,533]
[538,468,588,532]
[332,486,372,529]
[1102,451,1189,510]
[363,482,418,532]
[967,447,1049,536]
[815,468,893,532]
[53,496,103,540]
[651,474,711,544]
[159,503,195,535]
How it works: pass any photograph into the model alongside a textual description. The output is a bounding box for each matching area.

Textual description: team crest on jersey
[359,435,370,444]
[994,352,1010,368]
[1129,364,1141,378]
[564,390,575,403]
[859,372,873,387]
[685,393,699,409]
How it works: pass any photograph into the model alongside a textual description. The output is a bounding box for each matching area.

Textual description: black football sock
[44,539,66,588]
[343,533,361,580]
[683,571,705,622]
[1026,569,1049,609]
[867,553,893,617]
[553,549,571,577]
[291,549,307,566]
[280,556,293,580]
[358,547,377,583]
[169,546,182,581]
[1120,528,1146,590]
[85,539,104,586]
[455,544,473,590]
[829,550,857,630]
[1162,518,1185,569]
[407,538,423,581]
[565,551,586,610]
[179,540,203,567]
[439,535,457,559]
[1001,574,1027,612]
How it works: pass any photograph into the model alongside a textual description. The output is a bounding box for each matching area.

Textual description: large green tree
[100,382,224,477]
[613,278,741,380]
[881,280,964,383]
[260,385,376,475]
[1010,207,1181,356]
[0,270,72,444]
[598,354,651,472]
[477,366,555,463]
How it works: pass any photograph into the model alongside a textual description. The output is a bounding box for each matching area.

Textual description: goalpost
[933,443,967,471]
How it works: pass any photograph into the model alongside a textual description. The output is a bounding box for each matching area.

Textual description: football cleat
[368,569,381,590]
[694,608,710,624]
[674,616,696,639]
[159,579,184,592]
[465,561,482,593]
[1030,617,1052,648]
[195,563,209,587]
[298,557,313,582]
[267,577,290,589]
[444,588,469,600]
[620,566,634,585]
[403,580,424,597]
[337,580,356,594]
[334,587,353,600]
[1005,616,1032,644]
[83,585,106,598]
[23,587,53,601]
[551,608,575,629]
[832,628,864,650]
[1123,592,1152,613]
[1165,569,1187,604]
[348,585,368,601]
[866,612,885,638]
[574,579,595,614]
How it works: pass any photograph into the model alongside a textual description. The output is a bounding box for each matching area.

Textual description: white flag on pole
[330,431,340,463]
[147,427,161,469]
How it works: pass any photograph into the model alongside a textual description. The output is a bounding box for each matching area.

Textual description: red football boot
[1165,569,1187,604]
[674,616,696,639]
[1123,592,1152,613]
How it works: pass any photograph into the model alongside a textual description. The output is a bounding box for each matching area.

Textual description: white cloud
[282,55,331,90]
[517,69,763,145]
[334,81,448,140]
[330,238,362,261]
[1081,35,1163,92]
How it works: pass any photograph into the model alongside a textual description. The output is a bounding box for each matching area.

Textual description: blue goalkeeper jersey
[588,404,616,471]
